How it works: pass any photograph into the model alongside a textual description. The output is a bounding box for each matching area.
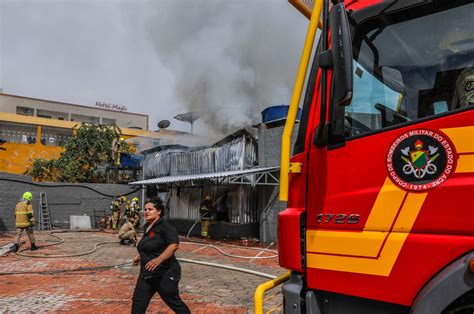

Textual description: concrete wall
[258,123,299,243]
[0,173,141,231]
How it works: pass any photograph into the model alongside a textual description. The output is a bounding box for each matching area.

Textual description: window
[37,109,68,120]
[102,118,116,126]
[16,106,34,116]
[41,126,72,147]
[71,114,100,124]
[345,2,473,137]
[0,121,38,144]
[37,114,52,119]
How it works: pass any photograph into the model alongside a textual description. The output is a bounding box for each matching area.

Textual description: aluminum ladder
[38,192,52,230]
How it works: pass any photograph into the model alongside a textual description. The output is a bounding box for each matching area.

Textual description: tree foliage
[26,123,129,183]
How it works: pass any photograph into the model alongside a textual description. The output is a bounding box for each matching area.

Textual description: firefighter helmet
[204,195,211,201]
[22,192,33,202]
[121,196,126,202]
[133,197,139,202]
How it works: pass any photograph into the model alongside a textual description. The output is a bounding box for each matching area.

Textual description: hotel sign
[95,101,128,112]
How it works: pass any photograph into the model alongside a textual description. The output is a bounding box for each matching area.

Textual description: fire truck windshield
[344,1,473,137]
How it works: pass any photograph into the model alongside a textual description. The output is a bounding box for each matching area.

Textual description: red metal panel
[278,152,307,272]
[278,207,304,272]
[304,110,474,305]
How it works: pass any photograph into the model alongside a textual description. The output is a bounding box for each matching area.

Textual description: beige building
[0,93,148,130]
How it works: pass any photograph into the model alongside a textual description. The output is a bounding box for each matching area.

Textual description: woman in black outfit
[132,198,190,314]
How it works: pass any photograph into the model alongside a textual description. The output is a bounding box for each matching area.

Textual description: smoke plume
[137,0,307,136]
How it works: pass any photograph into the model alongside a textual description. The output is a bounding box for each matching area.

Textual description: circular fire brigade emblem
[386,129,456,191]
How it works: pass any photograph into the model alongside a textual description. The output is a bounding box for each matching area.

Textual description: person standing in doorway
[199,195,214,238]
[12,192,38,252]
[131,198,190,314]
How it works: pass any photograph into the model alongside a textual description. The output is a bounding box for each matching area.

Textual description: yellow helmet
[22,192,33,202]
[133,197,139,202]
[204,195,211,201]
[121,196,126,202]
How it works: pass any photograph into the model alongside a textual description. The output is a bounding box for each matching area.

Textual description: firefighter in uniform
[124,199,132,225]
[118,216,138,245]
[110,196,126,230]
[12,192,38,252]
[129,197,141,227]
[110,198,119,230]
[199,195,214,238]
[112,137,126,166]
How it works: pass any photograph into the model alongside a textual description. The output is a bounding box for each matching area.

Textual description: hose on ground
[0,257,277,279]
[0,261,133,276]
[16,240,118,258]
[15,230,116,258]
[183,219,277,259]
[177,258,277,279]
[6,231,279,278]
[179,241,277,260]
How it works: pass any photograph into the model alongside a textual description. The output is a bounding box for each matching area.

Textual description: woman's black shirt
[137,218,179,279]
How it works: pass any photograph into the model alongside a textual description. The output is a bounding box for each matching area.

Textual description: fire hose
[184,217,278,260]
[0,231,278,279]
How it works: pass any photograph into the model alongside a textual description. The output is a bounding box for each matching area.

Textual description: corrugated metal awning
[129,166,279,186]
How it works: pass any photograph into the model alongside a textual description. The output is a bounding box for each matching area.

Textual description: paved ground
[0,231,284,313]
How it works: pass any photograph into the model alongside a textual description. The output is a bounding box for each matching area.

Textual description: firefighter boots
[30,243,39,251]
[11,244,19,253]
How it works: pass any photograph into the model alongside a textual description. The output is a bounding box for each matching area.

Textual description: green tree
[26,123,129,182]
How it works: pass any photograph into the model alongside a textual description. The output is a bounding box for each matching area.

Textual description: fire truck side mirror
[329,2,353,107]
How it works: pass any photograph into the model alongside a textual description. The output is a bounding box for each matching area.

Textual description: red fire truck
[277,0,473,313]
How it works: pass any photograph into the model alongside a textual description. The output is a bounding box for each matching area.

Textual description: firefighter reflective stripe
[15,202,35,228]
[441,126,474,173]
[306,180,427,276]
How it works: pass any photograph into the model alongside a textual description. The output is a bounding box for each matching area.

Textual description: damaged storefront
[131,130,279,240]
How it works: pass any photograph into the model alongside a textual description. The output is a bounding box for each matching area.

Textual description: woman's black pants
[131,266,190,314]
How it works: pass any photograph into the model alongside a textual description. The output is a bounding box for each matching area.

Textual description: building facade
[0,93,148,130]
[0,93,215,174]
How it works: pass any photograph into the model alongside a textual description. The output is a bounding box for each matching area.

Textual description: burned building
[131,105,299,243]
[134,129,278,239]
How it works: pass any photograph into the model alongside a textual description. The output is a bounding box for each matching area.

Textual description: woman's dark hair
[145,198,165,216]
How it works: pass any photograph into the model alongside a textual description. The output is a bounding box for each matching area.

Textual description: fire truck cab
[278,0,474,313]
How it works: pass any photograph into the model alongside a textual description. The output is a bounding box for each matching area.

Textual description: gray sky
[0,0,307,136]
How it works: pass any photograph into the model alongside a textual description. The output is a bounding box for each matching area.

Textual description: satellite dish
[173,111,200,134]
[157,120,171,129]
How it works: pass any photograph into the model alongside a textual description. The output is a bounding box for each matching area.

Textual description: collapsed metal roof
[129,166,279,186]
